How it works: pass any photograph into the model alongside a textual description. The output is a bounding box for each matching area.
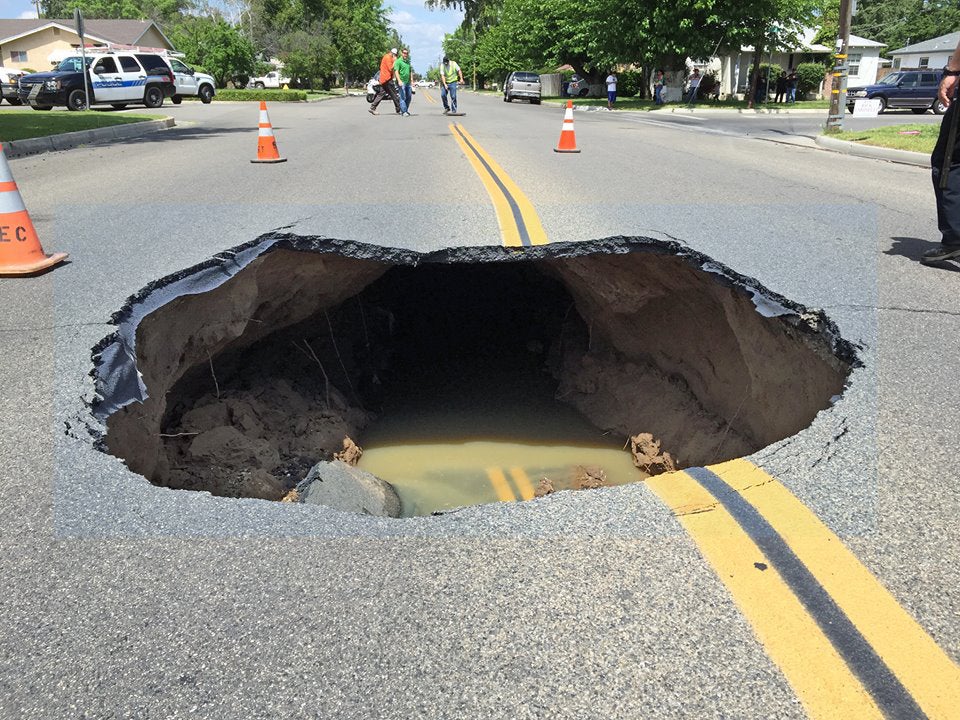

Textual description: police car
[17,47,175,111]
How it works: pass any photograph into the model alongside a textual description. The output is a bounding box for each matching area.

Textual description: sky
[0,0,464,76]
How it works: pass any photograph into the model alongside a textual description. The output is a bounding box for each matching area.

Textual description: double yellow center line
[449,123,548,247]
[485,466,536,501]
[648,459,960,719]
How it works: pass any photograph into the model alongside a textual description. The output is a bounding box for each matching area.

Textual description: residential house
[888,31,960,71]
[0,18,173,72]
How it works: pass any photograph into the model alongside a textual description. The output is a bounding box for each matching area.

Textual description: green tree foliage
[170,16,257,87]
[795,61,826,94]
[40,0,189,23]
[852,0,960,53]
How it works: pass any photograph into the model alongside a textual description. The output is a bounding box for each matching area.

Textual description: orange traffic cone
[0,144,67,277]
[252,101,286,163]
[554,100,580,153]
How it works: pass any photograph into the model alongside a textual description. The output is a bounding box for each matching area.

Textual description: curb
[3,116,175,158]
[814,134,929,167]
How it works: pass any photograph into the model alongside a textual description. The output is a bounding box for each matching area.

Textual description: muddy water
[358,369,648,517]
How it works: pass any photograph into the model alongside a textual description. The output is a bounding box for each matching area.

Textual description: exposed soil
[94,236,857,509]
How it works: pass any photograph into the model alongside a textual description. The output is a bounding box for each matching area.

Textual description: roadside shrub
[618,69,644,97]
[215,89,307,101]
[796,62,827,96]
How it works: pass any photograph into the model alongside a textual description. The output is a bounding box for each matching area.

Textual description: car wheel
[876,96,887,113]
[66,88,88,111]
[578,88,588,97]
[933,99,948,115]
[199,85,214,104]
[143,85,164,109]
[366,93,374,103]
[111,103,128,110]
[532,98,541,105]
[255,82,265,89]
[171,94,182,105]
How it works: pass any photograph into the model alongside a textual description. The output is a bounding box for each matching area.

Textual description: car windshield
[56,56,91,72]
[877,73,903,86]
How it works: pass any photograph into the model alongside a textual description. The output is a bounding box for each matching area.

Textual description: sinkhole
[92,236,858,518]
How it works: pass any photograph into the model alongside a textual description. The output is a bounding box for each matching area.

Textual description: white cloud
[18,9,38,18]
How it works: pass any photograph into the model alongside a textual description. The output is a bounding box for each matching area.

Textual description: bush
[618,69,644,98]
[796,62,827,96]
[214,89,307,101]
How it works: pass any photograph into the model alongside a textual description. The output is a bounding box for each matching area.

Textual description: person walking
[368,47,401,116]
[774,71,787,103]
[440,55,464,114]
[923,36,960,263]
[685,68,701,106]
[395,47,413,116]
[605,71,618,110]
[653,69,665,105]
[786,69,798,104]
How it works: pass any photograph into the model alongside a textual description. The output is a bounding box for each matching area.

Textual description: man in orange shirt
[369,48,401,115]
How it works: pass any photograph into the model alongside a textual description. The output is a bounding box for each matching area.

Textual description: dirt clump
[334,437,363,466]
[575,465,607,490]
[629,433,677,476]
[534,477,556,498]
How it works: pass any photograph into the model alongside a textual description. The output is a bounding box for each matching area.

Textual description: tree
[170,16,257,87]
[852,0,960,54]
[40,0,190,23]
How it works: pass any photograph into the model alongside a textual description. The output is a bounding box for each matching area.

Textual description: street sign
[73,8,84,40]
[852,98,882,117]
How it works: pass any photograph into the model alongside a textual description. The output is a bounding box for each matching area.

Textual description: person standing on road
[653,69,665,105]
[368,47,402,116]
[440,55,464,114]
[395,47,413,116]
[923,37,960,263]
[685,68,701,106]
[774,71,787,103]
[605,71,618,110]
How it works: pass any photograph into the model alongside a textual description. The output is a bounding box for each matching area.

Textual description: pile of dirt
[629,433,677,476]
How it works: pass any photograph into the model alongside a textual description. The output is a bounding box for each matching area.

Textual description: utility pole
[826,0,854,131]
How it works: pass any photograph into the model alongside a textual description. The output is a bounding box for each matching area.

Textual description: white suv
[164,56,215,104]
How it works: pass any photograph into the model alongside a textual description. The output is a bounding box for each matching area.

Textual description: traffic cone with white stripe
[0,144,67,277]
[252,101,286,163]
[554,100,580,153]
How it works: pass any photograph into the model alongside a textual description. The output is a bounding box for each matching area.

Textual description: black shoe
[921,244,960,264]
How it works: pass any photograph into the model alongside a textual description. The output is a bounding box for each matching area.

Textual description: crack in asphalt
[823,303,960,318]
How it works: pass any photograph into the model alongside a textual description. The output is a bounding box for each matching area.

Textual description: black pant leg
[931,102,960,243]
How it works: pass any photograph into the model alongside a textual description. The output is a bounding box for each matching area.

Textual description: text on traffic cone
[0,145,67,277]
[252,101,287,164]
[554,100,581,154]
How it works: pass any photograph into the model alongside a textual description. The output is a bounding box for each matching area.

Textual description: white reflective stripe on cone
[258,126,275,137]
[0,190,27,215]
[259,111,270,124]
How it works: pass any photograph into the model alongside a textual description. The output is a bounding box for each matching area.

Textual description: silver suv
[503,71,541,104]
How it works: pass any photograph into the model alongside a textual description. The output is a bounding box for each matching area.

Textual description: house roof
[849,34,885,48]
[888,31,960,56]
[0,18,172,49]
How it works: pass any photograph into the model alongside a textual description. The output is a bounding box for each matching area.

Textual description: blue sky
[0,0,464,75]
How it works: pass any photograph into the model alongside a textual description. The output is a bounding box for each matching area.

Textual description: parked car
[17,52,175,110]
[164,56,216,104]
[249,70,291,89]
[503,71,541,104]
[565,74,589,97]
[0,66,24,105]
[847,69,946,114]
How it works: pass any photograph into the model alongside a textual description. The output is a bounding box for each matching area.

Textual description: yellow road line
[714,458,960,719]
[508,467,536,500]
[485,467,515,502]
[646,470,883,719]
[448,123,548,247]
[421,89,437,105]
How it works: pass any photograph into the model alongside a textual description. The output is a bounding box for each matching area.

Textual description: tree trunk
[747,30,765,109]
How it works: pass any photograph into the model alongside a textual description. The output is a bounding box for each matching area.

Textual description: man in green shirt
[440,55,465,114]
[395,47,413,116]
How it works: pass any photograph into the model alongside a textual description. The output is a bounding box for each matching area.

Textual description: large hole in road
[93,236,857,518]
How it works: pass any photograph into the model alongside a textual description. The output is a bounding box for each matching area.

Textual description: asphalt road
[1,92,958,719]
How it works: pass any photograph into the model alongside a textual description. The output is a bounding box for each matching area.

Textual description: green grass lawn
[828,124,938,154]
[0,110,156,142]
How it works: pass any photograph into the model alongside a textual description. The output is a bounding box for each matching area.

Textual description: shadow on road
[887,236,960,271]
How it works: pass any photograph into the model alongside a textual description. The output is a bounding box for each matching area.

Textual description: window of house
[849,52,862,77]
[10,50,27,62]
[919,56,930,68]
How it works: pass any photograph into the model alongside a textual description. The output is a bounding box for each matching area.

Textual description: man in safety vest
[369,47,401,116]
[440,55,465,115]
